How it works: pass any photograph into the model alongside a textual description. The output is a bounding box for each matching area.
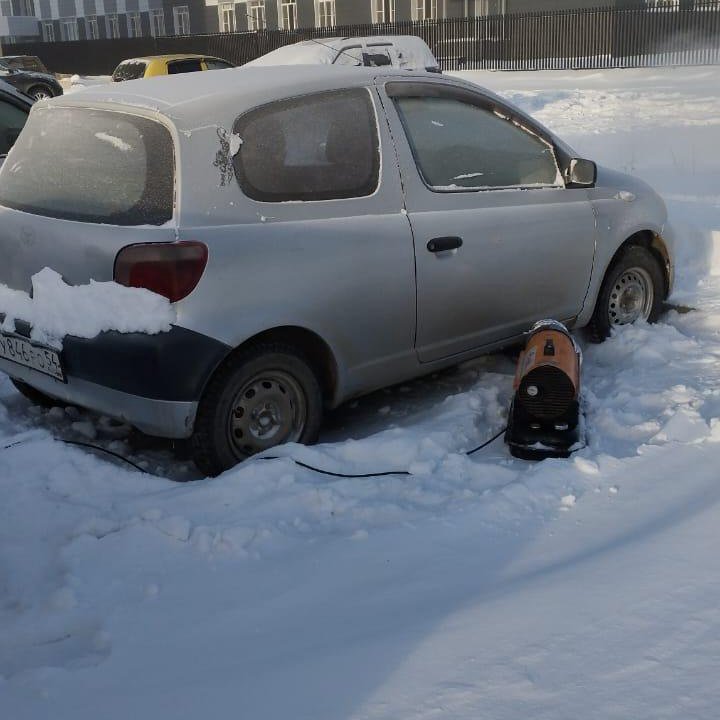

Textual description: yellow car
[112,54,234,82]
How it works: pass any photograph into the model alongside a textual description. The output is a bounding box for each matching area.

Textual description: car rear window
[0,107,174,226]
[168,59,203,74]
[113,61,147,81]
[232,88,379,202]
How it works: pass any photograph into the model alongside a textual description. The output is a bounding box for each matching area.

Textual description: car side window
[0,98,28,156]
[232,88,380,203]
[205,59,233,70]
[167,59,203,74]
[392,94,561,191]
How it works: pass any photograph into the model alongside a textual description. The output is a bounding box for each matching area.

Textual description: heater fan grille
[519,365,576,420]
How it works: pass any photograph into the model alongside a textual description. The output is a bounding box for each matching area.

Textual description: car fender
[576,166,672,326]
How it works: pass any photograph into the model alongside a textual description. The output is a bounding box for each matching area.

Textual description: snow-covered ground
[2,66,720,719]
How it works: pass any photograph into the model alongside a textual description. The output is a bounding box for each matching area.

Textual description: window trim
[106,13,120,39]
[385,81,566,194]
[150,8,165,37]
[173,5,191,34]
[231,87,381,204]
[86,15,99,39]
[278,0,298,29]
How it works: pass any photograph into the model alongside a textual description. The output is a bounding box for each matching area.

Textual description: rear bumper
[0,323,230,439]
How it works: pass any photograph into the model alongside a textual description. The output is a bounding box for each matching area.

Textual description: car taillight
[114,242,208,303]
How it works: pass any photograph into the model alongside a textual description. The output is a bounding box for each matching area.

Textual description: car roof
[291,36,425,48]
[52,64,574,157]
[118,54,221,64]
[61,65,437,118]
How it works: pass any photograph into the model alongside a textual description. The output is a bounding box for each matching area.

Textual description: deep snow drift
[2,66,720,719]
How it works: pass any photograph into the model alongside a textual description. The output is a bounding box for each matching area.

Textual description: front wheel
[28,84,54,101]
[190,343,323,477]
[588,245,665,342]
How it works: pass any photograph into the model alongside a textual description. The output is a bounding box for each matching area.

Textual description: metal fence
[7,3,720,76]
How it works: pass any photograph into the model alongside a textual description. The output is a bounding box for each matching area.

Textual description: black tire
[587,245,665,342]
[11,378,63,408]
[27,84,54,101]
[190,342,323,477]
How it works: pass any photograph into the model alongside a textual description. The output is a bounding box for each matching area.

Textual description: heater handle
[427,236,463,253]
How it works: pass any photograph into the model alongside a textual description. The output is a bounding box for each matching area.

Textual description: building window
[173,5,190,34]
[150,8,165,36]
[474,0,506,15]
[86,15,99,39]
[373,0,395,23]
[412,0,437,20]
[246,0,265,29]
[60,18,78,41]
[127,12,142,38]
[106,13,119,38]
[315,0,335,27]
[645,0,679,8]
[15,0,35,15]
[220,2,236,32]
[42,21,54,41]
[278,0,297,29]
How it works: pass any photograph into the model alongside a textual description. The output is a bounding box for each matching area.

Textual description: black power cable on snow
[61,440,147,473]
[1,435,147,473]
[258,425,508,479]
[2,426,510,480]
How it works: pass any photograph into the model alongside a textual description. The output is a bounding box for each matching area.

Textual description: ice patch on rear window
[94,132,132,152]
[0,268,175,349]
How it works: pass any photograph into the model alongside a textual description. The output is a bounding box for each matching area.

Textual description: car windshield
[0,106,174,225]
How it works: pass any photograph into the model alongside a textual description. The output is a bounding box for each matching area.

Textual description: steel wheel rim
[227,370,307,456]
[608,266,654,326]
[31,89,51,100]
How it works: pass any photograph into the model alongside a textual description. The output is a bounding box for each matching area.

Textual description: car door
[379,79,597,363]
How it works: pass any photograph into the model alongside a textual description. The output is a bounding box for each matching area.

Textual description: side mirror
[566,158,597,188]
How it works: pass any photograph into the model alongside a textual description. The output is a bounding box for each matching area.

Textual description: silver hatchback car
[0,66,673,475]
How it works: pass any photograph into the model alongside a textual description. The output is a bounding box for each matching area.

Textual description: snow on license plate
[0,331,65,382]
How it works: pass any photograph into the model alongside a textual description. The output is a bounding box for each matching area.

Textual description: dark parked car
[0,57,62,100]
[0,80,31,163]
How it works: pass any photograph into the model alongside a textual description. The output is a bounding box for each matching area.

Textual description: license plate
[0,331,65,382]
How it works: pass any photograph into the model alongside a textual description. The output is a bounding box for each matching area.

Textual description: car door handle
[427,236,463,253]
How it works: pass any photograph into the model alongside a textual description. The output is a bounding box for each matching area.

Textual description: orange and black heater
[505,320,584,460]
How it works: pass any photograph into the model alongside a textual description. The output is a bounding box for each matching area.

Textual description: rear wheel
[11,378,63,408]
[588,245,664,341]
[190,343,323,477]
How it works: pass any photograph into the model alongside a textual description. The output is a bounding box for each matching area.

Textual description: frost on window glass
[395,96,561,191]
[232,88,379,202]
